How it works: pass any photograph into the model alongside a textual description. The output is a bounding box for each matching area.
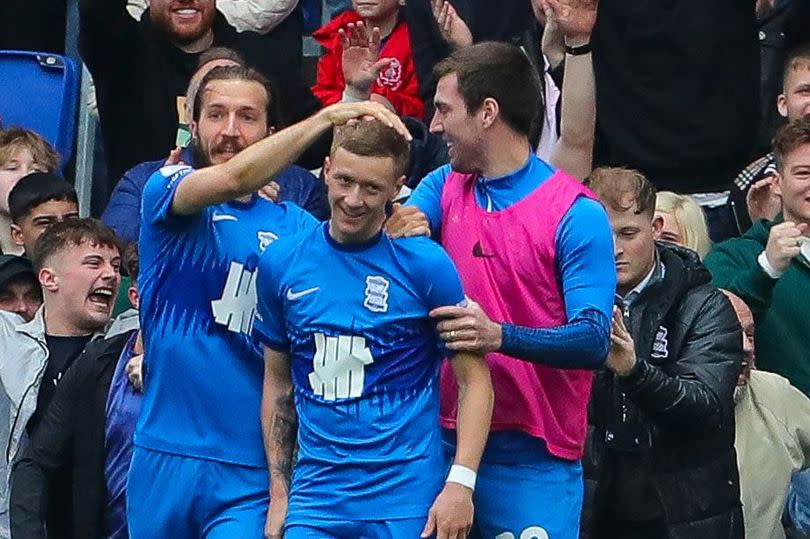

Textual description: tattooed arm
[262,346,298,539]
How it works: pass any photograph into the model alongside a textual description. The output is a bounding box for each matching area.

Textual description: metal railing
[65,0,95,217]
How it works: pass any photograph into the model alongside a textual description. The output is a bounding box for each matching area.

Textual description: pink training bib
[439,170,597,460]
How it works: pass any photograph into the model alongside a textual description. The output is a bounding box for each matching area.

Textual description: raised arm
[172,101,409,215]
[262,346,297,539]
[545,0,598,181]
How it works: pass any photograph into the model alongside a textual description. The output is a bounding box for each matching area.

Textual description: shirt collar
[623,254,665,307]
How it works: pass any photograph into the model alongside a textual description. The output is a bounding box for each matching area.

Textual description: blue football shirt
[254,223,466,522]
[136,165,319,467]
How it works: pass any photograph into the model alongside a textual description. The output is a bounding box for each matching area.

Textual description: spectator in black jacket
[79,0,318,187]
[10,244,143,539]
[582,167,744,539]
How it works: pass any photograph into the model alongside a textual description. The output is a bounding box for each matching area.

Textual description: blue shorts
[444,430,584,539]
[285,518,427,539]
[127,447,269,539]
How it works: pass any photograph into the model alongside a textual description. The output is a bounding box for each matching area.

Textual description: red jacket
[312,11,424,118]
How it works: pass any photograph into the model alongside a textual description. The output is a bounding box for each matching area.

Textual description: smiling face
[40,241,121,333]
[191,78,269,167]
[148,0,216,46]
[324,147,403,244]
[430,73,484,174]
[774,142,810,225]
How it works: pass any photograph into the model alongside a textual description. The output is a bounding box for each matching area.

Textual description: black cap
[0,255,36,287]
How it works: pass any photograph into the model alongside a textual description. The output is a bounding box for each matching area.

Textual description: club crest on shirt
[378,58,403,91]
[651,326,669,359]
[363,276,390,313]
[258,231,279,252]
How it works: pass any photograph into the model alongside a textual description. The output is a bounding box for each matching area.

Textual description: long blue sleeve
[405,164,451,233]
[499,197,615,369]
[408,156,615,368]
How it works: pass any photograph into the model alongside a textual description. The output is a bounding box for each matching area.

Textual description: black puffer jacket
[582,243,744,539]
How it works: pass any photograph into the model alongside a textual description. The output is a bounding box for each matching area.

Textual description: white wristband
[757,250,784,279]
[446,464,477,491]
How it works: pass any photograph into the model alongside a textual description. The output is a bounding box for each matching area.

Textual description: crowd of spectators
[1,0,810,538]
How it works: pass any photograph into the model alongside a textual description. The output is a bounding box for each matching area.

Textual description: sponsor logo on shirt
[286,286,319,301]
[309,333,374,400]
[211,261,258,335]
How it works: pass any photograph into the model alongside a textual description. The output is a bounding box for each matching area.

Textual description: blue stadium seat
[0,50,80,168]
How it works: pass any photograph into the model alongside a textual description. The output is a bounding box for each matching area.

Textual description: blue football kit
[254,223,466,538]
[128,165,318,539]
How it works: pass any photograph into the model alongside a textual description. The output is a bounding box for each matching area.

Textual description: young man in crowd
[10,243,143,539]
[0,129,60,255]
[389,30,611,539]
[706,117,810,400]
[584,167,743,538]
[0,218,122,539]
[256,119,493,539]
[101,48,328,244]
[127,61,406,536]
[0,255,41,322]
[729,44,810,234]
[7,172,79,257]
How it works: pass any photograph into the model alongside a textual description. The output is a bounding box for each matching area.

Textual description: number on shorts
[495,526,550,539]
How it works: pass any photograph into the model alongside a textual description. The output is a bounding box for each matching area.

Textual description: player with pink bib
[394,21,614,539]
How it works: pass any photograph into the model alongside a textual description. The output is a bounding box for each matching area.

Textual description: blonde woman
[655,191,712,259]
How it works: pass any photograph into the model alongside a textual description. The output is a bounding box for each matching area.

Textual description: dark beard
[190,138,212,168]
[147,7,213,46]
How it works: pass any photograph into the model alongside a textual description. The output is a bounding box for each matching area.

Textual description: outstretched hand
[543,0,598,44]
[431,0,473,49]
[321,101,412,141]
[340,21,392,96]
[746,175,781,224]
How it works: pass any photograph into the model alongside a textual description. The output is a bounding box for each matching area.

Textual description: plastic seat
[0,50,80,168]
